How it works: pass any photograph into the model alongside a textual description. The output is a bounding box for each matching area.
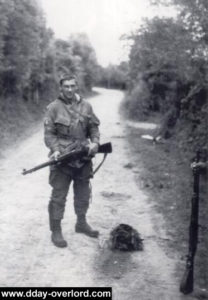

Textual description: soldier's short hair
[59,75,77,86]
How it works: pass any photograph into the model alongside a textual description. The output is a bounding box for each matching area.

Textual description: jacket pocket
[55,117,71,136]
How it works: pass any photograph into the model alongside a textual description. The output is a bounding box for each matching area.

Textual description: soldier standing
[44,75,100,248]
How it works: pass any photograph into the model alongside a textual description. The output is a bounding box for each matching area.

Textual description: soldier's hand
[50,150,61,161]
[191,161,207,171]
[88,142,99,156]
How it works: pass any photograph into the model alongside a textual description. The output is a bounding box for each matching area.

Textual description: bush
[122,81,153,120]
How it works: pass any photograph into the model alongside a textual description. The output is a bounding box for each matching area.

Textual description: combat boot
[75,214,99,238]
[51,220,67,248]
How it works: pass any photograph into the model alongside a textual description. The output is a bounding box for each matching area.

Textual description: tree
[0,0,48,98]
[0,1,100,99]
[96,62,129,89]
[127,18,194,113]
[68,33,99,90]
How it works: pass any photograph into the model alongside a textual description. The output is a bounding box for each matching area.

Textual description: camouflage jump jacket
[44,94,100,165]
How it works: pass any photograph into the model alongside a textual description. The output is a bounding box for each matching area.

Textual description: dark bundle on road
[110,224,143,251]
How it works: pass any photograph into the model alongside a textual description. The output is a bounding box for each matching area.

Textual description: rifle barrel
[22,160,56,175]
[180,152,201,294]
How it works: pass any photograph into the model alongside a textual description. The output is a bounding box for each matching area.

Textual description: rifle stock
[22,142,112,175]
[180,259,194,294]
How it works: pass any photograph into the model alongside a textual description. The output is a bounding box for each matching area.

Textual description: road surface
[0,88,195,299]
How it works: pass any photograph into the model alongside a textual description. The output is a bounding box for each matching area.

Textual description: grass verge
[125,120,208,297]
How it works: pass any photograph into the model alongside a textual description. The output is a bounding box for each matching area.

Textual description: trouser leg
[73,178,91,216]
[73,162,99,238]
[73,161,92,216]
[48,167,72,247]
[49,167,71,226]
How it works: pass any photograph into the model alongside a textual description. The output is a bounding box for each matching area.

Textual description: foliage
[53,33,99,93]
[69,33,99,91]
[124,4,208,149]
[0,0,99,149]
[123,1,208,289]
[0,0,47,97]
[123,81,152,120]
[96,62,128,90]
[0,0,99,100]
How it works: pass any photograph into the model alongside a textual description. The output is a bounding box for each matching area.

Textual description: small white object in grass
[141,134,154,140]
[141,135,162,142]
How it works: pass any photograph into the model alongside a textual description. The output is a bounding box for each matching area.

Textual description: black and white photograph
[0,0,207,299]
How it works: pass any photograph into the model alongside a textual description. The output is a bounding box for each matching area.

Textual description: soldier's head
[59,75,78,100]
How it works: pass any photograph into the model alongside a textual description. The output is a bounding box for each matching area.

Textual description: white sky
[40,0,176,66]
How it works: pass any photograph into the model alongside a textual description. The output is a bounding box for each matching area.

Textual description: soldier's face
[61,79,77,99]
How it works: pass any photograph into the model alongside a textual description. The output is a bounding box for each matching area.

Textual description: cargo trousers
[48,160,93,224]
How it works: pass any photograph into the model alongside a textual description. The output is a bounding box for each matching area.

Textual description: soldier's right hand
[191,161,207,171]
[50,151,61,161]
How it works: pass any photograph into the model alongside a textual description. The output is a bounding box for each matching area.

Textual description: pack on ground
[110,223,143,251]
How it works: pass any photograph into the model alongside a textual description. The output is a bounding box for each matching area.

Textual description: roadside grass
[0,96,45,156]
[125,123,208,296]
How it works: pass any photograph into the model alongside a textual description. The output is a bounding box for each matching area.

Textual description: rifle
[180,151,202,294]
[22,142,112,175]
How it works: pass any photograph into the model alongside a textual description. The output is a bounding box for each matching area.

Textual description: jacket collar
[58,93,82,105]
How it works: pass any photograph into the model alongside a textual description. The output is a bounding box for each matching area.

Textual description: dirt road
[0,88,196,299]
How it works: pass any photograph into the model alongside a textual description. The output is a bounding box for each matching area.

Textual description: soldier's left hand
[88,142,99,156]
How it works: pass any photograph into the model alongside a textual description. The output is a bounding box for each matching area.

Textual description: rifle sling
[93,153,108,175]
